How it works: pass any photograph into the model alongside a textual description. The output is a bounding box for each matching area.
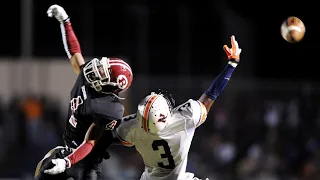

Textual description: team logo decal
[105,120,118,130]
[117,75,128,89]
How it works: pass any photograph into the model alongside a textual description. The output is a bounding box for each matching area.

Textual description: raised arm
[199,35,242,114]
[47,5,85,74]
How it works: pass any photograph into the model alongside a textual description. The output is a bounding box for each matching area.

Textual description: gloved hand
[43,158,70,175]
[223,35,242,62]
[47,4,69,23]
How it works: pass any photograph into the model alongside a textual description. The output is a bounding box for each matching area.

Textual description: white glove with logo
[47,4,69,23]
[44,158,70,175]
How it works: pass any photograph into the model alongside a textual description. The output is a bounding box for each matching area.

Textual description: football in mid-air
[280,16,305,43]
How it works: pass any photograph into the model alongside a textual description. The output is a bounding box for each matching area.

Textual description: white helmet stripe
[109,60,131,69]
[109,63,133,74]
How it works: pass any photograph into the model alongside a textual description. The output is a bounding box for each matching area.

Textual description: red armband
[60,21,81,59]
[66,141,94,167]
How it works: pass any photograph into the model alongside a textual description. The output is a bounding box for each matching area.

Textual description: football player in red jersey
[34,4,133,180]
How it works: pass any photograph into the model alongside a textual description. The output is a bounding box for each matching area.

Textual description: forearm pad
[60,19,81,59]
[205,61,238,100]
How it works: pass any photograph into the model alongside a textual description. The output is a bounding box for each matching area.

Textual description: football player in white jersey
[116,35,242,180]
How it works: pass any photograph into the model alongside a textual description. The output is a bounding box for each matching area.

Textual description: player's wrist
[63,17,70,23]
[228,60,238,68]
[64,157,71,168]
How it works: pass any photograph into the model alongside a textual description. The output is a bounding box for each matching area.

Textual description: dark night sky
[0,0,316,80]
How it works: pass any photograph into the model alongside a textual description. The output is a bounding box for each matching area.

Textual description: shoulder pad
[121,114,137,123]
[91,96,124,120]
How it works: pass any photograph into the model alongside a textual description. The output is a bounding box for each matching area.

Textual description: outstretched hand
[47,4,69,23]
[223,35,241,61]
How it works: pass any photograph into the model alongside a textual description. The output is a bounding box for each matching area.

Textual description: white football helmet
[137,92,173,134]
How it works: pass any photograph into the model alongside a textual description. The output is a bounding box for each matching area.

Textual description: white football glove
[47,4,69,23]
[43,158,70,175]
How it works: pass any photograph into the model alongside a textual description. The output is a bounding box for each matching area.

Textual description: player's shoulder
[172,99,207,128]
[117,114,139,132]
[122,114,138,123]
[91,94,124,120]
[171,99,206,125]
[173,99,200,114]
[120,114,138,128]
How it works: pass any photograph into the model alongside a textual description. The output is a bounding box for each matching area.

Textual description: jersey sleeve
[116,114,137,147]
[91,96,124,130]
[80,60,90,69]
[176,99,208,128]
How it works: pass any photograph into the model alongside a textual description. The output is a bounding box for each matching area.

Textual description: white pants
[140,172,208,180]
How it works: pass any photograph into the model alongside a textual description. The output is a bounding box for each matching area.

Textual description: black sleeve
[111,130,122,145]
[91,96,124,128]
[79,60,89,69]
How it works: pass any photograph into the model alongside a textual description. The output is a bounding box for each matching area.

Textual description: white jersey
[117,99,207,180]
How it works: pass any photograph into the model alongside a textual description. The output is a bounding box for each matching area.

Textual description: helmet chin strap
[99,83,126,100]
[105,81,118,87]
[101,92,125,100]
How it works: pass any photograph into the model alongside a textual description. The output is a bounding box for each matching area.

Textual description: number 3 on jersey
[152,140,175,169]
[177,102,190,112]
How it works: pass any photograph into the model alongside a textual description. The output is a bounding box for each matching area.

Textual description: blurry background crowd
[1,79,320,180]
[0,0,315,179]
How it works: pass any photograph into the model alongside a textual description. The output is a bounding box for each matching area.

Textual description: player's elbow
[73,53,85,66]
[70,53,85,75]
[85,140,95,147]
[199,93,214,113]
[70,56,81,74]
[116,133,134,147]
[120,140,134,147]
[84,122,105,146]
